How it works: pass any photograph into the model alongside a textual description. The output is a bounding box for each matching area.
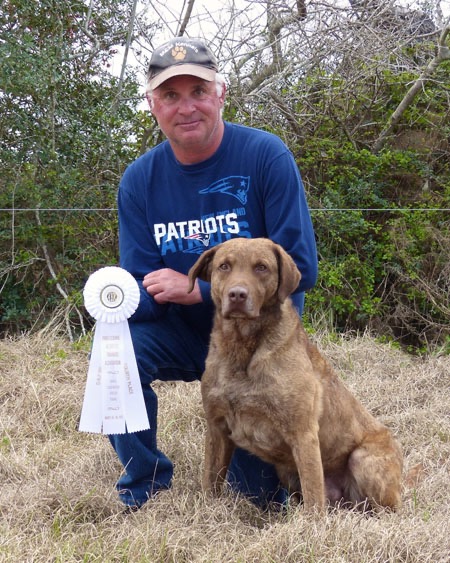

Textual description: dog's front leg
[203,424,234,495]
[292,428,326,513]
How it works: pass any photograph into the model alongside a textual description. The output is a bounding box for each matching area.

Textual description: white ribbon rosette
[79,266,150,435]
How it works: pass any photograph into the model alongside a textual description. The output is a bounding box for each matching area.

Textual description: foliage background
[1,0,449,352]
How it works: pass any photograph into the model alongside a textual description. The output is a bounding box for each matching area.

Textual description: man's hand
[143,268,202,305]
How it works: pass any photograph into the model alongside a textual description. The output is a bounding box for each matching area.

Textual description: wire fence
[1,208,449,213]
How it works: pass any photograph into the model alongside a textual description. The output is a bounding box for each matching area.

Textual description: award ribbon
[79,266,150,434]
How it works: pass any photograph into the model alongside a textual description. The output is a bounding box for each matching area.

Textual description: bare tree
[373,22,450,152]
[138,0,448,151]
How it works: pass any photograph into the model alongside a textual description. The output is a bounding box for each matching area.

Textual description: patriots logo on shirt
[199,176,250,205]
[184,232,211,246]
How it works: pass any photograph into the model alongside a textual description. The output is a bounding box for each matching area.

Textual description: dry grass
[0,328,448,562]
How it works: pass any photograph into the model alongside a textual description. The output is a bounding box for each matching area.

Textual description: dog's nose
[228,285,248,303]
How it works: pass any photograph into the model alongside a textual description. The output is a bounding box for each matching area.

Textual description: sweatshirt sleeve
[117,163,169,322]
[258,145,318,295]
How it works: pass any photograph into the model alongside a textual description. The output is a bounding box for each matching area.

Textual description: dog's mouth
[222,301,260,319]
[223,309,259,319]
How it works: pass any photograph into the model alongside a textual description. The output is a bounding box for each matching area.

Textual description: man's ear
[187,246,218,293]
[219,82,226,106]
[146,91,154,112]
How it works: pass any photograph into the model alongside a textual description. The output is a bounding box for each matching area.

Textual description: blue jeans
[109,297,304,508]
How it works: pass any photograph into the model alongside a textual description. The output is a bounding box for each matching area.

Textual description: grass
[0,327,449,562]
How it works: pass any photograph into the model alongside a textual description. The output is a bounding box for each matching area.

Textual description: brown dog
[187,237,403,513]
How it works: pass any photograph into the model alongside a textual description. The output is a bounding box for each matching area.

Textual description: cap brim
[149,64,216,90]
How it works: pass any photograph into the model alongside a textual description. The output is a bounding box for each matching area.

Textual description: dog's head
[187,238,301,319]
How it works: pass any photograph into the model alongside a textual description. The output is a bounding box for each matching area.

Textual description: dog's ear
[274,244,301,302]
[187,246,218,293]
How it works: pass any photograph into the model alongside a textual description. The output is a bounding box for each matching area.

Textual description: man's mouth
[177,120,201,130]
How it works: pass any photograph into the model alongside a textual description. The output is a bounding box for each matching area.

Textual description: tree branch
[177,0,196,37]
[372,24,450,153]
[35,209,86,340]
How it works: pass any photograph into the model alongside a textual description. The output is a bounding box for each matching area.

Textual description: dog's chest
[203,367,287,457]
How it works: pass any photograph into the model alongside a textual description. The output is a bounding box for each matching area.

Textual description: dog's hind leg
[347,429,403,511]
[275,464,303,504]
[203,425,235,495]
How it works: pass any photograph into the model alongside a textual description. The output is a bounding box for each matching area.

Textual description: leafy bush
[1,1,449,353]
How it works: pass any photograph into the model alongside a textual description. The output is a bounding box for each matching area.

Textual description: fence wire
[1,208,449,213]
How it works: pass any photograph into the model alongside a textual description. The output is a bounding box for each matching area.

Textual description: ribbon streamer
[79,266,150,434]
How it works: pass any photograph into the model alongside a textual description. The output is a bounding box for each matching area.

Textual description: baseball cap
[148,38,218,90]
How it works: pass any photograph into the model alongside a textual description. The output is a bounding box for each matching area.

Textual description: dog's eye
[219,263,230,271]
[255,264,267,272]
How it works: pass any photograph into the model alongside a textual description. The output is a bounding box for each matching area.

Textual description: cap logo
[172,46,187,61]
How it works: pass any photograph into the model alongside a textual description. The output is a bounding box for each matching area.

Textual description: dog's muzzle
[222,285,258,318]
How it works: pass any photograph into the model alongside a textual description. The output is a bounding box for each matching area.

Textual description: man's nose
[177,96,196,113]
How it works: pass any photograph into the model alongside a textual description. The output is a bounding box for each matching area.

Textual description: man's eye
[164,91,178,100]
[194,87,207,98]
[158,91,178,104]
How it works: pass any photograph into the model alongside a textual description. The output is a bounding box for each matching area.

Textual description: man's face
[149,74,225,162]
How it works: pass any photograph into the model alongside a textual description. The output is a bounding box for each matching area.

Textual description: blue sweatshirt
[118,121,318,330]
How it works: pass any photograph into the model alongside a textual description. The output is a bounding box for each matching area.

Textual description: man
[111,37,318,509]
